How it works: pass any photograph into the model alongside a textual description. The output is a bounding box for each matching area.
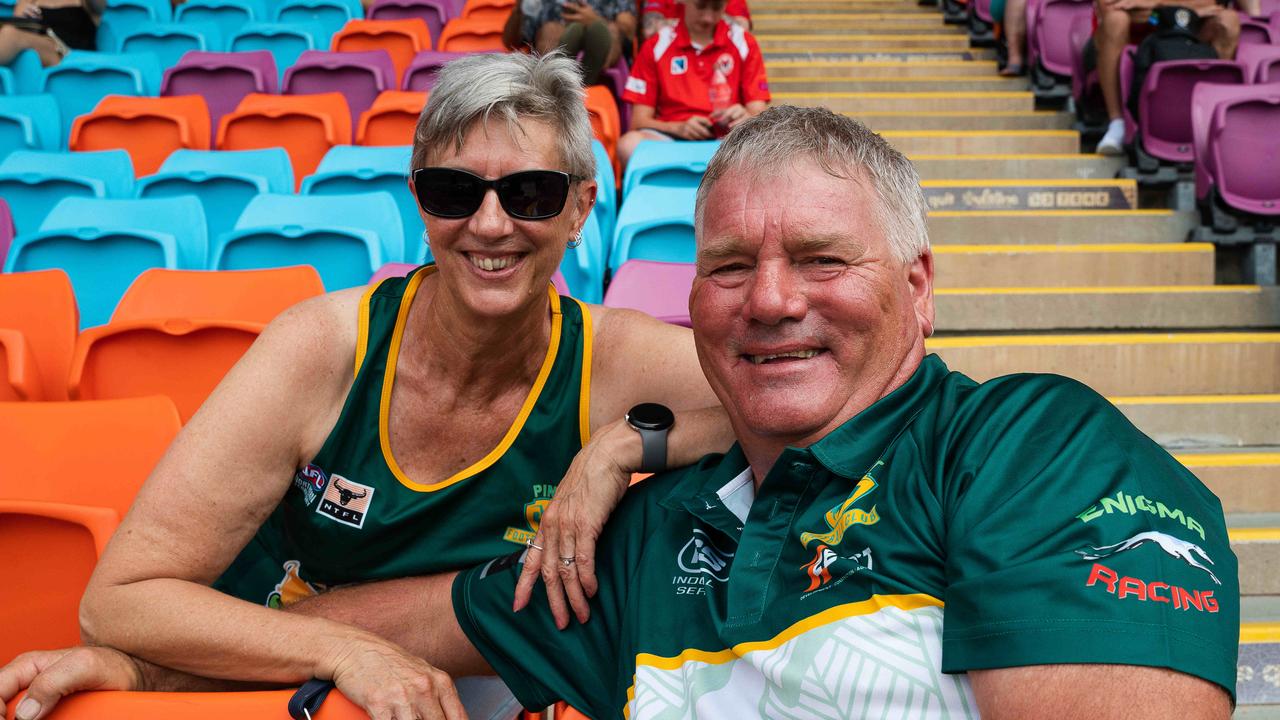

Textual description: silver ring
[560,556,575,567]
[526,538,544,551]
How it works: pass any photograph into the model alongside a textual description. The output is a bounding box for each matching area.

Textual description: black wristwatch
[626,403,675,473]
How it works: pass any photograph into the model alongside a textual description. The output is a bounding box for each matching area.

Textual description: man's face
[681,0,727,35]
[689,159,935,449]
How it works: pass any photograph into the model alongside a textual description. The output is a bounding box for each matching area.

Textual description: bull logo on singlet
[502,484,556,546]
[316,475,375,529]
[798,461,883,594]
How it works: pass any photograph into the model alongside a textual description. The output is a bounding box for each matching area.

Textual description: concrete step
[1232,527,1280,596]
[857,111,1074,131]
[912,154,1122,180]
[1137,399,1280,449]
[778,91,1035,113]
[1238,623,1280,710]
[754,13,950,31]
[934,286,1280,332]
[766,49,999,61]
[888,130,1079,154]
[772,76,1028,92]
[766,60,1000,78]
[922,179,1135,211]
[1177,450,1280,512]
[933,243,1215,288]
[927,332,1280,395]
[756,33,972,51]
[927,209,1196,245]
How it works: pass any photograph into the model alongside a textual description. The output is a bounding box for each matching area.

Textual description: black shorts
[33,5,97,51]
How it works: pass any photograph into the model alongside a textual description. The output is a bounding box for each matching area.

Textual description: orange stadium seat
[460,0,513,23]
[584,85,620,177]
[0,329,40,401]
[69,95,212,177]
[357,90,428,146]
[217,92,353,190]
[331,18,433,87]
[111,267,325,324]
[0,270,78,401]
[6,687,369,720]
[437,16,506,51]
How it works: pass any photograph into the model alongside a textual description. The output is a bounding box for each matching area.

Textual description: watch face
[627,402,675,431]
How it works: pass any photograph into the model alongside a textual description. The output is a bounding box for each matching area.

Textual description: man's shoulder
[941,368,1117,428]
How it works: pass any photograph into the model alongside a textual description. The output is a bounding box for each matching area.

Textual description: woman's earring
[567,231,583,249]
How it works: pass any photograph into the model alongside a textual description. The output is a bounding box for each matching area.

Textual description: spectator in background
[617,0,769,166]
[1093,0,1255,154]
[992,0,1028,75]
[504,0,636,84]
[641,0,750,39]
[0,0,100,67]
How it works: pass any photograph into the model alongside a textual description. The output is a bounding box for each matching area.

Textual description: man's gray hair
[694,106,930,264]
[411,52,595,179]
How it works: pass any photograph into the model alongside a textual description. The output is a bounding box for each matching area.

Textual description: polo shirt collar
[674,19,731,52]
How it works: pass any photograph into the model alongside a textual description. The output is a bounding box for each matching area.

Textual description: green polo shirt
[452,354,1239,718]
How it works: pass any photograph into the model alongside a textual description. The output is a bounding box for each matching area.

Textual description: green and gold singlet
[214,264,594,607]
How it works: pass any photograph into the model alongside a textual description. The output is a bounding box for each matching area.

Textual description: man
[640,0,751,40]
[617,0,770,166]
[1093,0,1254,155]
[1,107,1237,720]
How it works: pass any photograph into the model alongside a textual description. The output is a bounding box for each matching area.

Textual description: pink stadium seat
[161,51,279,146]
[602,260,695,326]
[1029,0,1090,78]
[1207,90,1280,217]
[1137,60,1246,164]
[0,198,12,266]
[1239,16,1276,45]
[1238,43,1280,84]
[402,49,473,91]
[284,49,398,129]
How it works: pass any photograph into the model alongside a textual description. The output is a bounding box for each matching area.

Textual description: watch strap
[638,427,667,474]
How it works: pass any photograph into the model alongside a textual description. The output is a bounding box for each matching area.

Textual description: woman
[0,0,99,67]
[4,52,730,720]
[502,0,634,85]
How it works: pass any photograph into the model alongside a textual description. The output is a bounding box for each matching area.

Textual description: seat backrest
[229,22,325,84]
[302,144,421,261]
[331,18,432,87]
[1239,17,1276,45]
[602,259,695,326]
[1139,60,1245,162]
[1237,43,1280,84]
[0,94,61,157]
[610,185,695,271]
[162,51,278,144]
[356,90,427,146]
[118,21,224,68]
[274,0,361,37]
[401,49,470,91]
[437,17,505,51]
[1210,92,1280,216]
[622,139,717,198]
[217,92,353,188]
[369,0,451,48]
[0,269,78,400]
[1034,0,1091,77]
[584,85,620,171]
[174,0,267,39]
[113,267,325,323]
[284,49,397,127]
[70,95,213,177]
[136,148,293,244]
[459,0,511,21]
[370,261,419,283]
[0,149,135,236]
[40,52,163,140]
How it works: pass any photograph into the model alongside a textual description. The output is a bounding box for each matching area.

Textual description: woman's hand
[512,420,636,629]
[14,0,42,19]
[324,635,468,720]
[1,647,142,720]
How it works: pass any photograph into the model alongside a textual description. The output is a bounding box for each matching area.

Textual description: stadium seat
[1240,16,1276,45]
[301,144,423,262]
[369,0,454,50]
[0,149,135,236]
[7,196,208,328]
[136,148,293,247]
[162,51,279,146]
[115,22,225,67]
[584,84,620,177]
[212,192,404,289]
[602,259,695,326]
[175,0,269,41]
[600,55,631,130]
[1026,0,1091,100]
[356,90,427,145]
[402,49,472,91]
[4,688,369,720]
[560,206,605,302]
[437,16,505,51]
[0,199,11,266]
[40,52,163,140]
[0,329,41,401]
[229,22,326,83]
[331,18,432,87]
[1238,43,1280,84]
[621,139,717,199]
[0,50,42,96]
[0,269,78,401]
[216,92,353,188]
[284,49,397,128]
[70,95,213,177]
[0,94,60,159]
[1205,90,1280,218]
[99,0,174,50]
[112,266,324,323]
[1132,60,1246,169]
[459,0,511,23]
[275,0,362,38]
[591,139,615,244]
[609,185,696,272]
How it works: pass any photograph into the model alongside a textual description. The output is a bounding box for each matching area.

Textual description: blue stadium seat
[229,22,326,83]
[98,0,174,51]
[117,22,226,66]
[621,140,717,199]
[0,95,60,160]
[0,50,44,95]
[137,148,294,251]
[175,0,269,42]
[591,139,615,246]
[212,192,404,289]
[609,185,695,272]
[0,149,135,236]
[274,0,361,39]
[40,52,163,140]
[560,206,605,303]
[300,145,420,263]
[5,196,207,328]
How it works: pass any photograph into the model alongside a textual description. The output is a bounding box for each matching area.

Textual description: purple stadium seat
[1207,90,1280,216]
[368,0,452,47]
[369,262,570,294]
[602,260,696,327]
[284,49,396,128]
[402,50,472,90]
[1240,17,1276,45]
[974,0,994,24]
[1260,0,1280,16]
[1029,0,1090,78]
[1271,10,1280,35]
[161,51,278,145]
[1238,43,1280,84]
[1118,46,1138,144]
[0,198,12,266]
[601,55,630,130]
[1137,59,1246,164]
[1192,83,1253,203]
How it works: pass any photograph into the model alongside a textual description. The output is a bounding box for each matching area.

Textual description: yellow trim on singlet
[575,297,593,446]
[379,268,565,493]
[354,278,387,378]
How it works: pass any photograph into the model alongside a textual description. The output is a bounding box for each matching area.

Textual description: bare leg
[1201,9,1240,60]
[0,25,62,67]
[1094,4,1133,121]
[1003,0,1028,69]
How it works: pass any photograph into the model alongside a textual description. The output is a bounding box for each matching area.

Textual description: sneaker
[1097,119,1126,156]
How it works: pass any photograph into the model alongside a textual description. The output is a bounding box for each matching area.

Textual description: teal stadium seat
[609,185,696,272]
[175,0,269,42]
[212,192,404,290]
[0,95,60,160]
[136,148,294,251]
[301,145,422,264]
[229,22,327,84]
[274,0,361,39]
[98,0,173,51]
[40,52,162,140]
[591,139,615,246]
[621,139,717,199]
[6,196,208,328]
[0,50,43,95]
[560,206,606,303]
[118,22,227,67]
[0,149,134,235]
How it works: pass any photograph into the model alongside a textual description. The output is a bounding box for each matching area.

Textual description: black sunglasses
[411,167,584,220]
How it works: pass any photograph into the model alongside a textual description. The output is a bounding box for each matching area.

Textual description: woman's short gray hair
[694,105,929,264]
[411,52,595,179]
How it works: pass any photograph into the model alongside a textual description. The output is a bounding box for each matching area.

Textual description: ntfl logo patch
[316,474,374,529]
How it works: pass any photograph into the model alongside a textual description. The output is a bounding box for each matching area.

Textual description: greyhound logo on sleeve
[1077,531,1220,584]
[1078,531,1222,613]
[316,475,375,529]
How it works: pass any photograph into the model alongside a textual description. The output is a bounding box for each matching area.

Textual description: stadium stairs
[752,0,1280,711]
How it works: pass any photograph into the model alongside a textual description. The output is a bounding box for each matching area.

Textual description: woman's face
[416,116,596,320]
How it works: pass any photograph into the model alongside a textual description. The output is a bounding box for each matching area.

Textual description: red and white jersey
[623,20,771,124]
[641,0,752,23]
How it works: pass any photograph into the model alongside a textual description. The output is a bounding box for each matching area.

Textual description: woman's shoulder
[255,287,365,379]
